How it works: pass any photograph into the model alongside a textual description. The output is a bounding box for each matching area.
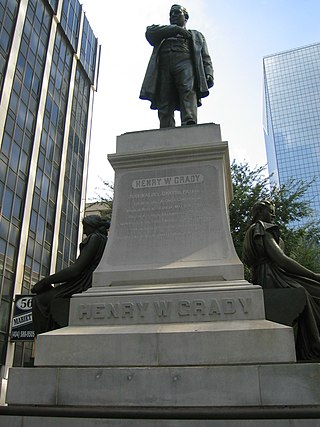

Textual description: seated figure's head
[82,215,110,236]
[252,200,275,223]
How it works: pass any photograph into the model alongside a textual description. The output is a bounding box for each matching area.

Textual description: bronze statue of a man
[140,4,214,128]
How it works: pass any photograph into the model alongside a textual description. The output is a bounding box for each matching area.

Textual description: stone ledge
[3,410,320,426]
[6,363,320,407]
[115,123,222,154]
[34,320,295,367]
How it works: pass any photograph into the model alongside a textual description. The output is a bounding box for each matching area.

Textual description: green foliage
[282,224,320,273]
[90,180,114,221]
[229,161,320,276]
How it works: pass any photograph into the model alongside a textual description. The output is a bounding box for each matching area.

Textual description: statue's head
[82,215,110,236]
[252,200,275,223]
[169,4,189,27]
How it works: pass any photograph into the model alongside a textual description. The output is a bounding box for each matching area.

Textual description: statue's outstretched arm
[264,231,320,282]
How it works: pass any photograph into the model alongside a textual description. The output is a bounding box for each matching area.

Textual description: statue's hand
[206,75,214,88]
[31,278,53,294]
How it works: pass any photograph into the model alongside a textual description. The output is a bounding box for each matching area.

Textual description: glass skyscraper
[263,42,320,222]
[0,0,99,382]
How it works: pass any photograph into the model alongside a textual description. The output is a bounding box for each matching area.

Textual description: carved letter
[239,297,251,314]
[154,301,171,317]
[122,303,134,318]
[208,299,221,315]
[79,304,92,319]
[93,303,106,319]
[222,298,236,314]
[106,303,120,319]
[178,300,190,316]
[192,300,206,316]
[136,302,149,317]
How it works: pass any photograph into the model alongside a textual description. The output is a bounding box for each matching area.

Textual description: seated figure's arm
[32,235,100,292]
[264,231,320,281]
[146,24,190,46]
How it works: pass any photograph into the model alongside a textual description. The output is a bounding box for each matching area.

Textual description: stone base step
[2,409,320,427]
[34,320,295,367]
[6,363,320,408]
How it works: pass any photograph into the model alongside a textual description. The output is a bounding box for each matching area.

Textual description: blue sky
[80,0,320,200]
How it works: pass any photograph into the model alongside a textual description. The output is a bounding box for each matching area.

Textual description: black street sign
[10,294,35,341]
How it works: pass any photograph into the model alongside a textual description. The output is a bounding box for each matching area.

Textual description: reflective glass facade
[22,27,73,294]
[0,0,99,369]
[80,15,97,84]
[56,65,90,272]
[0,1,20,93]
[263,43,320,222]
[60,0,81,51]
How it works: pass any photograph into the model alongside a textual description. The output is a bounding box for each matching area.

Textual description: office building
[0,0,99,383]
[263,42,320,222]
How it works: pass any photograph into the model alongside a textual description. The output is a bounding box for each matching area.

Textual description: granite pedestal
[5,124,320,426]
[33,124,296,367]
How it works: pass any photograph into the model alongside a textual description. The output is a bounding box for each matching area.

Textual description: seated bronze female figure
[31,215,109,335]
[243,200,320,360]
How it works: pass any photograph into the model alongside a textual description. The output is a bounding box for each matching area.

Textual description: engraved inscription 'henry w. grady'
[132,174,204,189]
[77,297,252,325]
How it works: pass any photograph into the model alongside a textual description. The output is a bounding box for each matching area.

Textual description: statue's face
[169,6,187,27]
[260,205,276,223]
[82,222,94,236]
